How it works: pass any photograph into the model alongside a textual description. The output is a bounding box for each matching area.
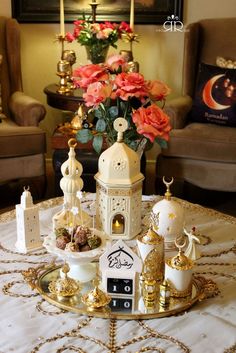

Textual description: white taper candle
[60,0,65,37]
[130,0,134,30]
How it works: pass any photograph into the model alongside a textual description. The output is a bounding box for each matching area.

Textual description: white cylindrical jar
[165,248,194,297]
[137,227,164,283]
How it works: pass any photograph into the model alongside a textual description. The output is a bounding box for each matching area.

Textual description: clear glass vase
[85,45,109,64]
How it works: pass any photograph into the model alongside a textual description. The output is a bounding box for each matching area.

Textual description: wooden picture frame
[11,0,183,25]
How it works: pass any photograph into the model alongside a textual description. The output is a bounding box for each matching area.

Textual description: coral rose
[83,82,112,107]
[73,64,109,89]
[115,72,148,101]
[106,54,126,72]
[145,80,171,101]
[132,104,171,143]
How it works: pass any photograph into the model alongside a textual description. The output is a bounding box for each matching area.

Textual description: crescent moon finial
[23,185,30,191]
[175,237,186,252]
[68,138,77,149]
[162,176,174,200]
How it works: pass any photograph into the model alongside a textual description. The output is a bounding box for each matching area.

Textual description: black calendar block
[107,278,133,295]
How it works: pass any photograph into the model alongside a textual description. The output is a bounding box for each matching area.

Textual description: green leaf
[155,137,168,149]
[96,119,106,132]
[119,101,127,113]
[94,108,102,119]
[76,129,93,144]
[92,135,103,154]
[108,106,118,119]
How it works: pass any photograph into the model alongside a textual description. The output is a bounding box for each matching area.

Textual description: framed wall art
[11,0,183,25]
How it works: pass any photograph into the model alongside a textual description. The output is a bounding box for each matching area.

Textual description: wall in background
[1,0,236,160]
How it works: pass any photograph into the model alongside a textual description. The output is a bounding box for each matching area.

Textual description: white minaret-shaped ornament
[15,187,42,253]
[95,118,144,240]
[52,138,91,230]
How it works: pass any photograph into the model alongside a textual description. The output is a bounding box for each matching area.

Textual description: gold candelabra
[89,1,99,23]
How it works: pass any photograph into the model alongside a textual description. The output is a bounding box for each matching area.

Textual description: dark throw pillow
[190,63,236,126]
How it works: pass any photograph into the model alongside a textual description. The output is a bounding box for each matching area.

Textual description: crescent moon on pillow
[202,74,231,110]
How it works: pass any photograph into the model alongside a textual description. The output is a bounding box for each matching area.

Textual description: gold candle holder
[89,1,99,23]
[56,34,66,59]
[62,50,76,90]
[57,59,71,94]
[120,33,140,73]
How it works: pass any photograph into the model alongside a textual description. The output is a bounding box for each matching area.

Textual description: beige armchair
[156,18,236,197]
[0,16,46,206]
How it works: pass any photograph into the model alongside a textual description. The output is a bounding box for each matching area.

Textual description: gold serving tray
[23,263,210,320]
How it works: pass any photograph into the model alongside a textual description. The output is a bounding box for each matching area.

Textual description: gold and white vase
[165,243,194,297]
[137,226,164,283]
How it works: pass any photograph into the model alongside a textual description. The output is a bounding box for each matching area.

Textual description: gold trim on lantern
[138,227,163,245]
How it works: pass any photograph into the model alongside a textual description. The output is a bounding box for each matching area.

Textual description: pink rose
[114,72,148,101]
[74,20,85,26]
[145,80,171,101]
[91,23,100,33]
[83,82,112,107]
[132,104,171,143]
[118,21,133,34]
[100,22,115,30]
[96,28,113,39]
[106,54,126,72]
[73,64,109,88]
[65,32,75,42]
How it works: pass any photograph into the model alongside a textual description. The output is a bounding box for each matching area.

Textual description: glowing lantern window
[112,214,125,234]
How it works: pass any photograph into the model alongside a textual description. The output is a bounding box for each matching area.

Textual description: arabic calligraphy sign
[99,240,142,296]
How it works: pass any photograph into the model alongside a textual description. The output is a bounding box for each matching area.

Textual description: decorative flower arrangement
[73,54,172,154]
[65,19,133,64]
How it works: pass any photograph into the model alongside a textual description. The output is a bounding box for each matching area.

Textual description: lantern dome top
[95,118,144,185]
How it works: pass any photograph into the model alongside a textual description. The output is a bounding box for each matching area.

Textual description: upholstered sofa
[156,18,236,197]
[0,16,46,206]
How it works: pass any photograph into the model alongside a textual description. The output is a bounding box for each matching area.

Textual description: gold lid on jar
[48,263,80,297]
[82,286,111,309]
[166,250,193,271]
[138,227,163,245]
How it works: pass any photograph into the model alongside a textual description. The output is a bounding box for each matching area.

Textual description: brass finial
[163,176,174,200]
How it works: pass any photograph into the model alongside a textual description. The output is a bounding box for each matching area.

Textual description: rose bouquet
[66,19,133,64]
[72,54,172,154]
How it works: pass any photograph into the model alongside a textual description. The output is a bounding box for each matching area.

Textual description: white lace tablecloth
[0,195,236,353]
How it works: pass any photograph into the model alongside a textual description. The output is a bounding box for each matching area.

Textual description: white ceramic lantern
[15,187,42,253]
[165,242,193,297]
[95,118,144,240]
[152,177,185,250]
